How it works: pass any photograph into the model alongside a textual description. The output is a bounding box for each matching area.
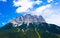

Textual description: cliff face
[11,14,46,27]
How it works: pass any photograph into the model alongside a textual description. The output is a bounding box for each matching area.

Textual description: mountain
[10,14,46,27]
[0,14,60,38]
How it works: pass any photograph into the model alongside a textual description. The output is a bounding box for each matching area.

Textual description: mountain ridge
[10,14,46,27]
[0,14,60,38]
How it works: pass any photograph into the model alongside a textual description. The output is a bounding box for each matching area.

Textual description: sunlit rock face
[10,20,18,27]
[10,14,46,27]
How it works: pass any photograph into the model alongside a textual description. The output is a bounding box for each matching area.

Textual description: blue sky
[0,0,60,27]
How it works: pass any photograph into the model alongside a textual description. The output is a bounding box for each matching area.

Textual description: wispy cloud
[47,0,53,3]
[43,8,60,26]
[31,4,52,15]
[0,0,7,2]
[2,22,6,25]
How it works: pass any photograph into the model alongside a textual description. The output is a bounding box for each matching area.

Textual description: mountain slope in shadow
[0,22,60,38]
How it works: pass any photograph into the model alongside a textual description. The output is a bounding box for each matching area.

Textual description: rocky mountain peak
[10,14,46,27]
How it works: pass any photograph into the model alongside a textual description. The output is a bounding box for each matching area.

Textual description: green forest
[0,23,60,38]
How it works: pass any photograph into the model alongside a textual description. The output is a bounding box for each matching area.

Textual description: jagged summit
[11,14,46,27]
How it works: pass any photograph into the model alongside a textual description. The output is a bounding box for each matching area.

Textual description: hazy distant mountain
[0,14,60,38]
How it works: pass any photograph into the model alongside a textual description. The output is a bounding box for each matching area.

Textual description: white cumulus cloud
[13,0,42,13]
[13,0,33,13]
